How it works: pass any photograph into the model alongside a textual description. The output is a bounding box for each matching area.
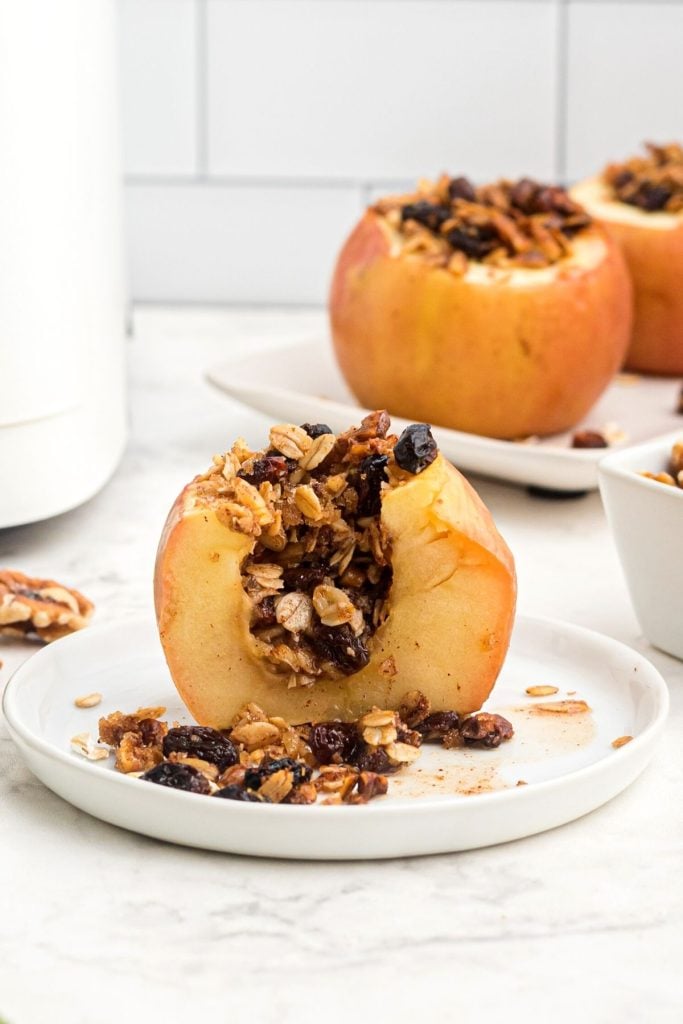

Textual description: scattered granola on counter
[0,569,93,642]
[88,693,515,805]
[639,440,683,490]
[604,142,683,213]
[74,692,102,709]
[373,174,592,273]
[525,685,559,697]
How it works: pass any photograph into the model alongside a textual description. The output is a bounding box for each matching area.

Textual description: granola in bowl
[639,438,683,489]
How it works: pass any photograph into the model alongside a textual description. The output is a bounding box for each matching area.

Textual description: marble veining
[0,308,681,1024]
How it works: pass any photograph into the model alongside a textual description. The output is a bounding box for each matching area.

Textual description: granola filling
[194,413,438,687]
[603,142,683,214]
[373,174,592,273]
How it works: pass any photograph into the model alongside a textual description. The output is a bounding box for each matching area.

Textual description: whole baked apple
[155,413,516,727]
[330,175,632,439]
[571,142,683,375]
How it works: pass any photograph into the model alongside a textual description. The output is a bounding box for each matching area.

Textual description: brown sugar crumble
[194,413,439,689]
[90,692,514,806]
[0,569,93,643]
[604,142,683,213]
[373,174,592,273]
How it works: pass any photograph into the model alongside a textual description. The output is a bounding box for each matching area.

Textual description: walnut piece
[0,569,93,643]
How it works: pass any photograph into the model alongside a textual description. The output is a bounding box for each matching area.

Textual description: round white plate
[3,615,668,859]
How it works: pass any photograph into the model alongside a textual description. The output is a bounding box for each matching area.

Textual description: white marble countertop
[1,307,681,1024]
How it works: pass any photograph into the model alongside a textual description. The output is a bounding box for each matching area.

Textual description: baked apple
[155,413,516,727]
[330,175,632,439]
[571,142,683,375]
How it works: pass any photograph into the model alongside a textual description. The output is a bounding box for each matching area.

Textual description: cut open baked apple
[155,413,516,727]
[330,174,632,439]
[571,143,683,375]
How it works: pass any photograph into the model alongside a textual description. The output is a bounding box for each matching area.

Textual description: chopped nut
[349,771,388,803]
[398,690,431,727]
[0,569,94,642]
[258,768,294,803]
[74,692,102,708]
[611,735,633,749]
[525,685,559,697]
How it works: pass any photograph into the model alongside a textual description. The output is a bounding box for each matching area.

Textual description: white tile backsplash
[125,182,362,304]
[206,0,558,182]
[117,0,683,303]
[119,0,197,176]
[566,2,683,182]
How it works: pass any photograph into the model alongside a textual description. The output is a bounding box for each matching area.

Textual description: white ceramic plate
[3,615,668,859]
[207,339,683,492]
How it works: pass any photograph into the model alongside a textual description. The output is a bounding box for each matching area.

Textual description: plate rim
[3,613,669,818]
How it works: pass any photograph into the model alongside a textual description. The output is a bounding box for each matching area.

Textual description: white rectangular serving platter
[206,338,683,492]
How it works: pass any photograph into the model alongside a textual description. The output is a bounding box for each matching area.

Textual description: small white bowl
[599,430,683,660]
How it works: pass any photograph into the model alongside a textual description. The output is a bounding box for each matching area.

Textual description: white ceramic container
[0,0,126,527]
[599,430,683,660]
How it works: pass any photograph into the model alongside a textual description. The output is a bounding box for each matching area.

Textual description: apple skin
[571,176,683,375]
[329,211,632,439]
[154,454,516,728]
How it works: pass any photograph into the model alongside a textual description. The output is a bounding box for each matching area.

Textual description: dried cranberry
[509,177,538,212]
[571,430,608,450]
[416,711,461,741]
[401,200,451,233]
[460,713,514,749]
[309,623,370,675]
[612,170,634,189]
[300,422,333,439]
[355,454,388,516]
[282,563,327,592]
[244,757,312,789]
[141,762,211,794]
[214,785,264,802]
[309,722,361,765]
[163,726,238,771]
[238,456,289,486]
[634,183,671,211]
[393,424,438,474]
[448,176,476,202]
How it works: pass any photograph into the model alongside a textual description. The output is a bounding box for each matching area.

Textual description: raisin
[638,184,671,211]
[613,170,634,190]
[163,726,238,771]
[571,430,608,450]
[238,456,289,486]
[353,745,400,775]
[141,762,211,794]
[252,595,277,628]
[445,225,497,259]
[214,785,264,802]
[244,757,312,789]
[300,422,333,439]
[282,563,327,592]
[309,623,370,675]
[401,200,451,233]
[355,454,388,516]
[460,712,514,748]
[393,424,438,474]
[448,176,476,202]
[309,722,361,766]
[509,177,538,213]
[416,711,461,741]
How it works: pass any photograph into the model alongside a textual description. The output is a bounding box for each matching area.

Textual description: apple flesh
[329,212,632,439]
[571,176,683,375]
[155,449,516,728]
